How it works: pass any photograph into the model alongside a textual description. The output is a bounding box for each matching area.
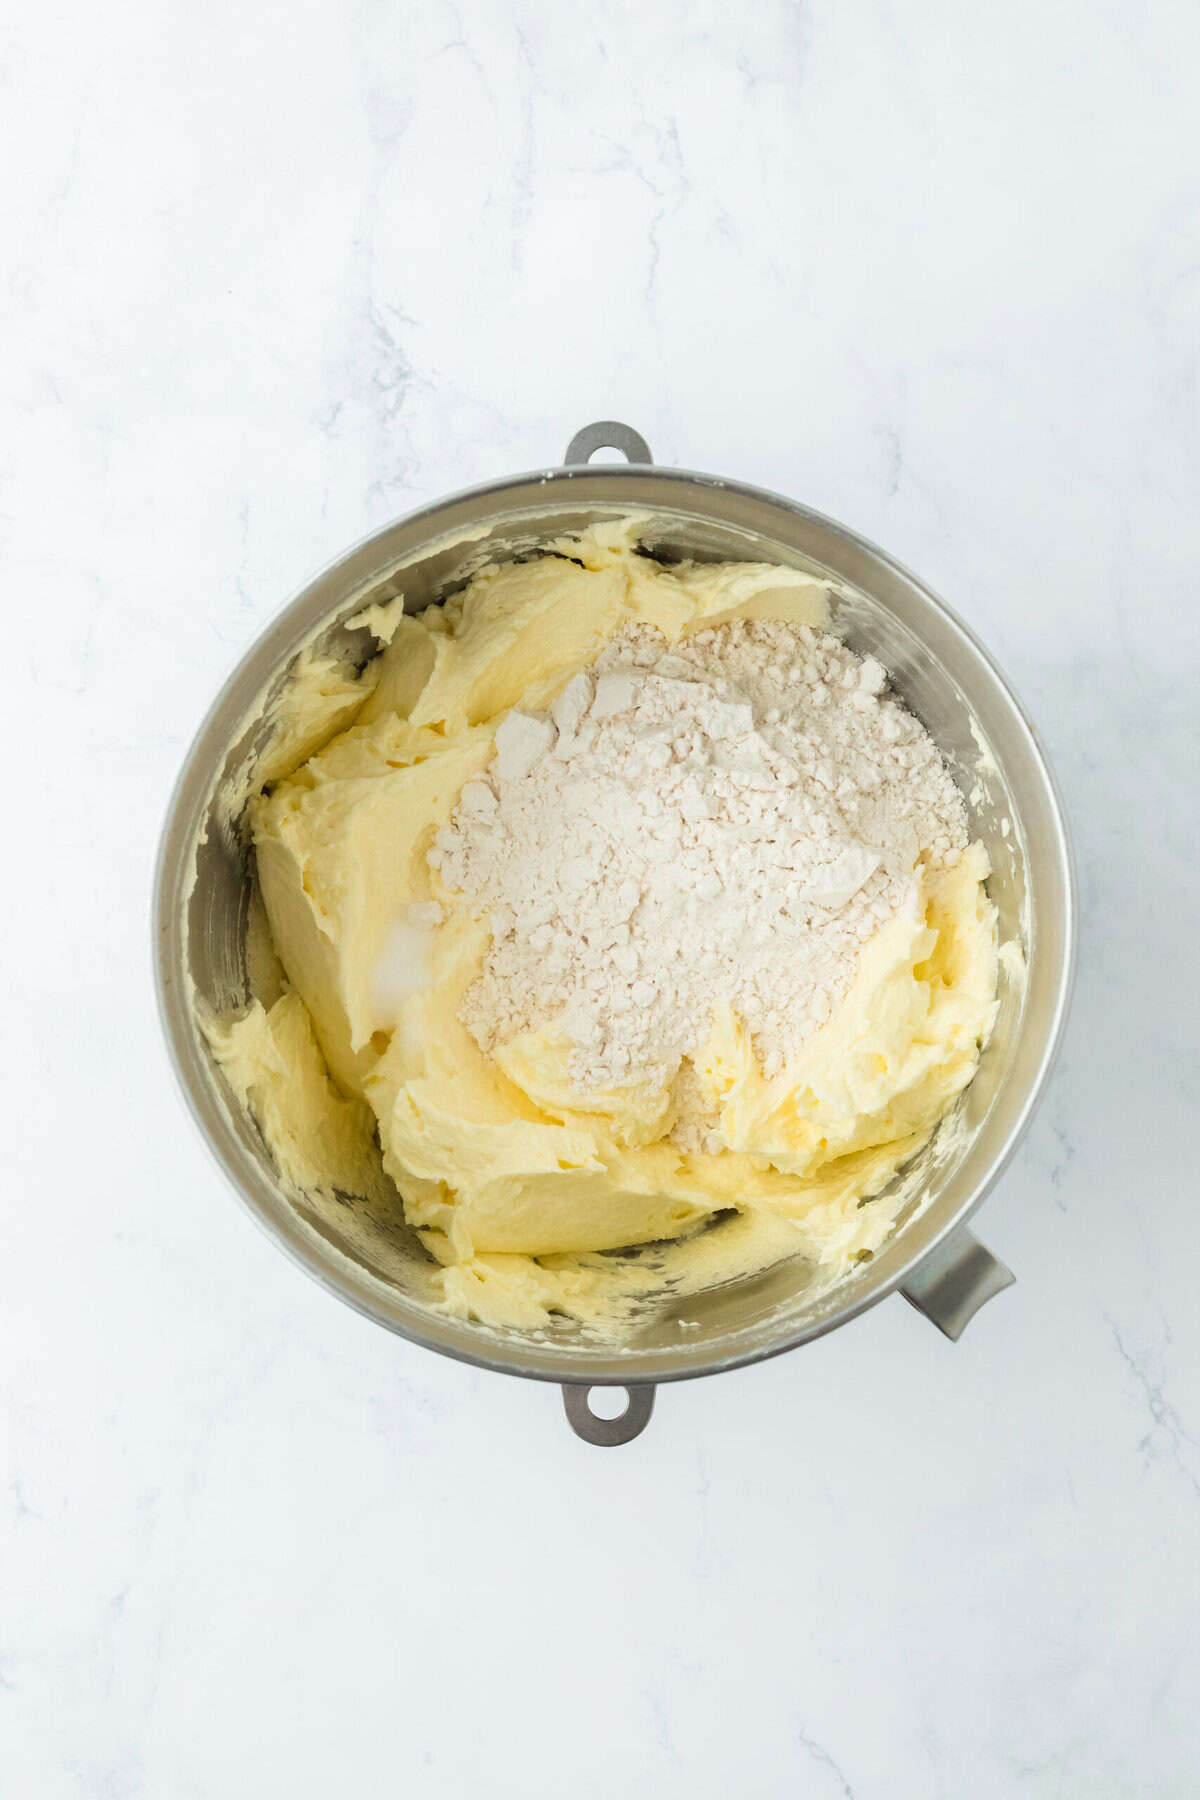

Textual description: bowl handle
[563,420,654,467]
[901,1227,1015,1340]
[562,1383,656,1445]
[558,1229,1012,1439]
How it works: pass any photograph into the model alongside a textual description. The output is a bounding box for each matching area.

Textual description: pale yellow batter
[207,521,999,1336]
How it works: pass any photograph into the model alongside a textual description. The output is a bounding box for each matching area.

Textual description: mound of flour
[431,618,968,1121]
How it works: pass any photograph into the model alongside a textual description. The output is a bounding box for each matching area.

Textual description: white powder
[431,618,968,1144]
[372,902,444,1014]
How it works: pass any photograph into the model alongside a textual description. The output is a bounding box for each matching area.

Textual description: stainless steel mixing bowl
[154,422,1075,1445]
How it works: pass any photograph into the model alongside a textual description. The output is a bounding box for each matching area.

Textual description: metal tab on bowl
[562,1383,656,1445]
[901,1227,1015,1340]
[563,420,654,467]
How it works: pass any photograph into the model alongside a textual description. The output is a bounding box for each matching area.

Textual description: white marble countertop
[4,2,1198,1794]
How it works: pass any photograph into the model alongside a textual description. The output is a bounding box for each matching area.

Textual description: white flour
[431,618,968,1140]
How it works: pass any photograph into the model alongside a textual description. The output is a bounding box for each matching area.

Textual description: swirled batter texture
[208,521,999,1335]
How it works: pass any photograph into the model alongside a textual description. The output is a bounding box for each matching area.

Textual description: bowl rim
[154,458,1077,1387]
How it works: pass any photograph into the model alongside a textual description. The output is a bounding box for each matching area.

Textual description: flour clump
[432,618,968,1143]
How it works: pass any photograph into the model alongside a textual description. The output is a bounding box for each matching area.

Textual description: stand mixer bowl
[154,422,1075,1444]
